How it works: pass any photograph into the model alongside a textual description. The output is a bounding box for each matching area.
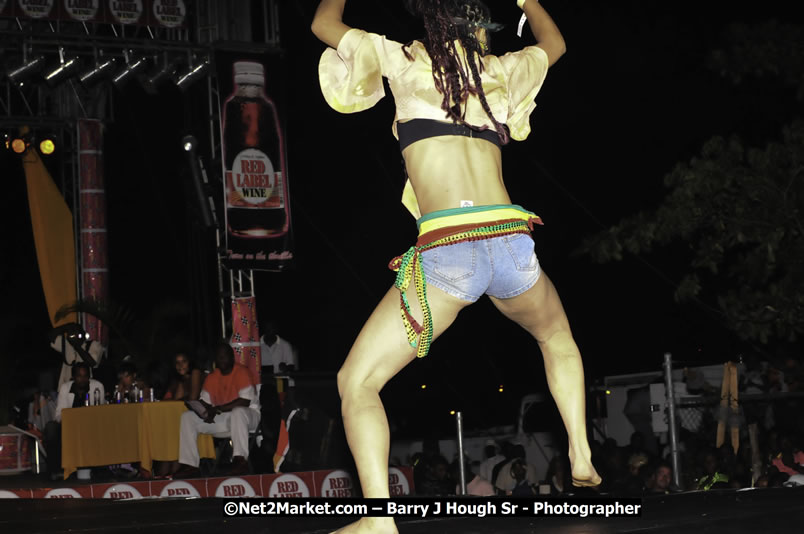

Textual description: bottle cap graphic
[234,61,264,86]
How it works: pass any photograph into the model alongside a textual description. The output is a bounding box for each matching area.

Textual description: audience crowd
[410,354,804,496]
[13,330,804,493]
[14,321,301,481]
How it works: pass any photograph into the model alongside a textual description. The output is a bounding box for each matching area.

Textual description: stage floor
[1,486,803,534]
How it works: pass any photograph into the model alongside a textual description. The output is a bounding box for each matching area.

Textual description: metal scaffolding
[2,0,280,341]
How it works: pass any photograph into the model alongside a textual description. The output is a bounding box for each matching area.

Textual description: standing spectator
[259,320,298,374]
[49,324,104,390]
[478,441,505,484]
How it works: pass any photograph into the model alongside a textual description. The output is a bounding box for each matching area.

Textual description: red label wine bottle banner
[217,52,293,271]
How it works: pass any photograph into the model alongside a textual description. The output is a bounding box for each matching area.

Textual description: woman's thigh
[338,281,472,393]
[487,270,572,343]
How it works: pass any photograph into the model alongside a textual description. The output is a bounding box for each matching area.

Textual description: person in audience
[163,352,204,401]
[478,441,506,485]
[451,459,495,496]
[540,455,569,495]
[696,449,730,490]
[44,363,105,479]
[115,361,151,402]
[151,353,205,477]
[418,454,452,495]
[510,458,537,496]
[175,341,260,477]
[645,460,673,494]
[260,320,298,375]
[770,432,804,476]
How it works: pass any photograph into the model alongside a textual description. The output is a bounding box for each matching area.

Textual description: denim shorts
[418,233,541,302]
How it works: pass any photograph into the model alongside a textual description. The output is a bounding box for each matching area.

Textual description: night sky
[2,0,802,433]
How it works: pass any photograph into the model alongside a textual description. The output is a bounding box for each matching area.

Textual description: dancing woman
[312,1,600,531]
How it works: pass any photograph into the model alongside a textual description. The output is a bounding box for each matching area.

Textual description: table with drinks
[61,399,216,479]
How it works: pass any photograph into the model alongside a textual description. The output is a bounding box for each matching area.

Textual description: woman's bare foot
[332,517,398,534]
[569,449,602,487]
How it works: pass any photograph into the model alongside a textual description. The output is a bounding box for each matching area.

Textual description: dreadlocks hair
[403,0,510,145]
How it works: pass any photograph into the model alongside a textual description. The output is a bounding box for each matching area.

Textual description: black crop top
[397,119,504,152]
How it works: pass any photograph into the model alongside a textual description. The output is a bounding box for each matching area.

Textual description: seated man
[176,341,260,477]
[45,362,106,478]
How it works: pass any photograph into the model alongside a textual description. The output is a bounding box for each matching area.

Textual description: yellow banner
[23,139,78,327]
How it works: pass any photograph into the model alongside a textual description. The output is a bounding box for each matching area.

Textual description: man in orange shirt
[176,342,260,477]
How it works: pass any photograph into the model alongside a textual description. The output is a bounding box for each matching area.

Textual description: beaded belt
[388,205,542,358]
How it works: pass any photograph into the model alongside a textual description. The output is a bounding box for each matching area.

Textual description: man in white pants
[175,342,260,477]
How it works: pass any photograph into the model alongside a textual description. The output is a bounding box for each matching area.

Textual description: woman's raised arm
[520,0,566,66]
[311,0,352,49]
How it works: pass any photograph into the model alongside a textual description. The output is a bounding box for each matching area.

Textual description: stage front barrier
[61,401,215,479]
[0,467,415,499]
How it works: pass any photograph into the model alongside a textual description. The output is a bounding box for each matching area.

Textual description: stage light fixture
[7,55,45,87]
[112,54,149,88]
[79,57,117,87]
[143,55,183,94]
[11,137,28,154]
[182,135,196,152]
[44,57,82,87]
[39,138,56,155]
[175,57,210,92]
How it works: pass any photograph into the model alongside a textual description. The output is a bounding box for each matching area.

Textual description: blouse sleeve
[319,28,410,114]
[497,46,550,141]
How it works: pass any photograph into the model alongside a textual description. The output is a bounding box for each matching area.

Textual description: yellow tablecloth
[61,401,215,479]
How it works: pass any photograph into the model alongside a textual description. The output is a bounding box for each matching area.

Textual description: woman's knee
[337,365,380,400]
[336,366,360,399]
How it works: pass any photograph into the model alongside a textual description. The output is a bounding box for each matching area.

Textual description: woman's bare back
[402,130,512,214]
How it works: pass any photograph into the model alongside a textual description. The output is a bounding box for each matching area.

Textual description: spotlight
[112,55,149,88]
[143,55,183,94]
[79,57,117,87]
[182,135,196,152]
[39,138,56,155]
[7,55,45,87]
[175,57,210,91]
[11,137,28,154]
[44,56,82,87]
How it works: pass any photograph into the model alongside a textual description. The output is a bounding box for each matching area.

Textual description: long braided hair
[403,0,510,144]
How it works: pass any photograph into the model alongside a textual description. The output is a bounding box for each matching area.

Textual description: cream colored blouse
[319,28,550,217]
